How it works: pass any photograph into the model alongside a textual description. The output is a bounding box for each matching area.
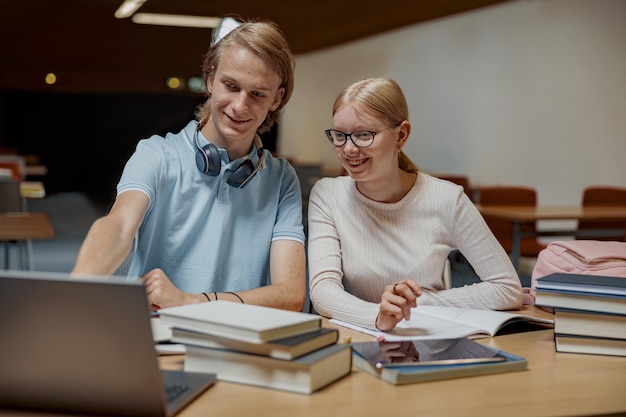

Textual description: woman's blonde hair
[195,19,295,134]
[333,77,418,173]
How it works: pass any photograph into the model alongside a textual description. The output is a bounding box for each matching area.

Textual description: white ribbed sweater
[307,173,523,329]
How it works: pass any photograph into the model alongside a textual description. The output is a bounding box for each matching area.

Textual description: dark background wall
[0,91,278,206]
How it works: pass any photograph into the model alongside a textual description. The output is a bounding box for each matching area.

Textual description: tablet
[352,337,506,368]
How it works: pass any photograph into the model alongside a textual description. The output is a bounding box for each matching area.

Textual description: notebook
[0,270,216,417]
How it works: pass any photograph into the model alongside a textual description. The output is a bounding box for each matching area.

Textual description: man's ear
[270,87,285,112]
[206,73,215,94]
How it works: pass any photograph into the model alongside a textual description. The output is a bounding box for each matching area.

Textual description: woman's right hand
[376,279,422,331]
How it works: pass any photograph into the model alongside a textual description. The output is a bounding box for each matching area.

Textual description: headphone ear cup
[195,143,221,176]
[227,159,255,188]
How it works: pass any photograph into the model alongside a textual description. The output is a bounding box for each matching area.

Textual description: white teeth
[347,159,364,166]
[227,114,248,123]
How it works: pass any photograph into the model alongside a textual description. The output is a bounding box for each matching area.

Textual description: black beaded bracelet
[227,291,244,303]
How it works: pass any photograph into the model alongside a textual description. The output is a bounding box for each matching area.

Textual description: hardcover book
[184,342,352,394]
[534,289,626,315]
[555,334,626,357]
[171,326,339,360]
[535,273,626,296]
[351,338,527,385]
[158,300,322,343]
[554,308,626,340]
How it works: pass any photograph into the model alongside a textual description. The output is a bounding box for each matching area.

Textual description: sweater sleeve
[307,180,381,329]
[417,191,523,310]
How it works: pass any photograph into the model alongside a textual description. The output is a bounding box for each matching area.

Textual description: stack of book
[534,272,626,357]
[157,301,351,394]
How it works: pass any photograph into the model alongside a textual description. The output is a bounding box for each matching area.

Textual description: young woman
[307,77,522,331]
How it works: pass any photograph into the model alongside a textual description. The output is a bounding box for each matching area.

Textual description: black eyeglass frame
[324,126,395,148]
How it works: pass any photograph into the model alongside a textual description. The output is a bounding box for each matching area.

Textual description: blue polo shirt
[117,120,305,293]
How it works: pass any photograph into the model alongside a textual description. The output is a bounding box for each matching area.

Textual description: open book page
[330,305,553,341]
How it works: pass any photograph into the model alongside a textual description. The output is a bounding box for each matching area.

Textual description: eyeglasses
[324,126,395,148]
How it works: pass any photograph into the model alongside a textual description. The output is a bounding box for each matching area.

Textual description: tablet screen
[352,338,506,368]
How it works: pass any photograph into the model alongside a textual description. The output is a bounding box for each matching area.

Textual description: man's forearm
[72,217,132,276]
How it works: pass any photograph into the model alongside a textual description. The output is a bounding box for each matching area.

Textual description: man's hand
[141,268,201,311]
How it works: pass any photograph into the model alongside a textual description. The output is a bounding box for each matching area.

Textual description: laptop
[0,270,216,417]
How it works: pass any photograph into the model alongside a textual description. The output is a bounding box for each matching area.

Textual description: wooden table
[152,306,625,417]
[0,212,55,269]
[477,205,626,271]
[0,306,624,417]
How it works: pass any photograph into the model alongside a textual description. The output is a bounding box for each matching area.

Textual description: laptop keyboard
[165,384,190,404]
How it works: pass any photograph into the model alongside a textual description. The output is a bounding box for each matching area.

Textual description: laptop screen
[0,270,214,417]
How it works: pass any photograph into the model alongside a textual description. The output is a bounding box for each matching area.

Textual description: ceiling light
[131,13,221,28]
[45,73,57,85]
[115,0,147,19]
[166,76,183,89]
[188,77,205,92]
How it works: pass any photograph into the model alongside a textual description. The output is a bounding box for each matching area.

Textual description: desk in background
[0,212,55,269]
[477,205,626,272]
[20,181,46,199]
[24,165,48,177]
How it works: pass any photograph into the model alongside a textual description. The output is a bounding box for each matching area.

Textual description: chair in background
[0,178,24,212]
[476,186,547,257]
[434,174,473,201]
[0,178,27,269]
[113,243,136,277]
[577,186,626,241]
[0,155,26,179]
[0,160,22,181]
[433,174,478,284]
[293,163,323,237]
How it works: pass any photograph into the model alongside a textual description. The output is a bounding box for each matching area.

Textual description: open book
[330,305,553,341]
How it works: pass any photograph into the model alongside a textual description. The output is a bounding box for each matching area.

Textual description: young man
[72,19,306,312]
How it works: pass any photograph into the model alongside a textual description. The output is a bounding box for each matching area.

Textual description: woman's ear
[396,120,411,149]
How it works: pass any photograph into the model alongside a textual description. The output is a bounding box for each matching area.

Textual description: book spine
[554,309,626,339]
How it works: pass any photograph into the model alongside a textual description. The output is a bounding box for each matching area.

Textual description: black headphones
[194,124,265,188]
